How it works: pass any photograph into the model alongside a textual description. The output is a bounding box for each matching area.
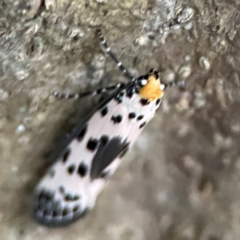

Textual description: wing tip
[32,208,89,227]
[32,191,89,227]
[32,205,89,227]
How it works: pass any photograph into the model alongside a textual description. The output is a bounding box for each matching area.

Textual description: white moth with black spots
[33,29,182,227]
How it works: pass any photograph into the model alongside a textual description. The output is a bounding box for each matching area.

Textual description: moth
[33,29,182,227]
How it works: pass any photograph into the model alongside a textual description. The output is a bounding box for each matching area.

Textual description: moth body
[33,30,169,227]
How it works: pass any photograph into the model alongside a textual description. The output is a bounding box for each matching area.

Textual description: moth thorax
[139,75,164,101]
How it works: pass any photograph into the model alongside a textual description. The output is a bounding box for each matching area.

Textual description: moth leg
[96,29,135,82]
[53,83,126,99]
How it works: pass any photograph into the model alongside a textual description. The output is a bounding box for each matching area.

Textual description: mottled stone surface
[0,0,240,239]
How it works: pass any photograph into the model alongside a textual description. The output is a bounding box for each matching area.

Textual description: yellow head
[139,70,165,101]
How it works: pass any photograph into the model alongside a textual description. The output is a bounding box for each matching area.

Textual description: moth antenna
[52,83,126,99]
[96,29,135,82]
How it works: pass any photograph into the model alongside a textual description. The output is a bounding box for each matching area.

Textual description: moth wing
[33,88,132,227]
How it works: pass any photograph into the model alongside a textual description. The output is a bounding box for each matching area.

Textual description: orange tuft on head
[139,75,164,101]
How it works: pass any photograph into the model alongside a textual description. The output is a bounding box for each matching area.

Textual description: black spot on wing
[100,135,109,145]
[129,112,136,119]
[78,162,88,177]
[62,149,71,163]
[65,194,74,201]
[111,115,122,124]
[76,124,87,141]
[38,190,54,202]
[86,138,99,151]
[137,115,144,121]
[90,137,130,179]
[59,185,81,202]
[139,122,146,129]
[73,196,80,201]
[62,208,70,217]
[64,194,80,202]
[140,99,149,106]
[101,106,108,117]
[67,164,75,174]
[73,205,80,213]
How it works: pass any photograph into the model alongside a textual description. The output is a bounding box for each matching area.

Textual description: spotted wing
[33,90,133,226]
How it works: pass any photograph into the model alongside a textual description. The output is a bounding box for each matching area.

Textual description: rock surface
[0,0,240,239]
